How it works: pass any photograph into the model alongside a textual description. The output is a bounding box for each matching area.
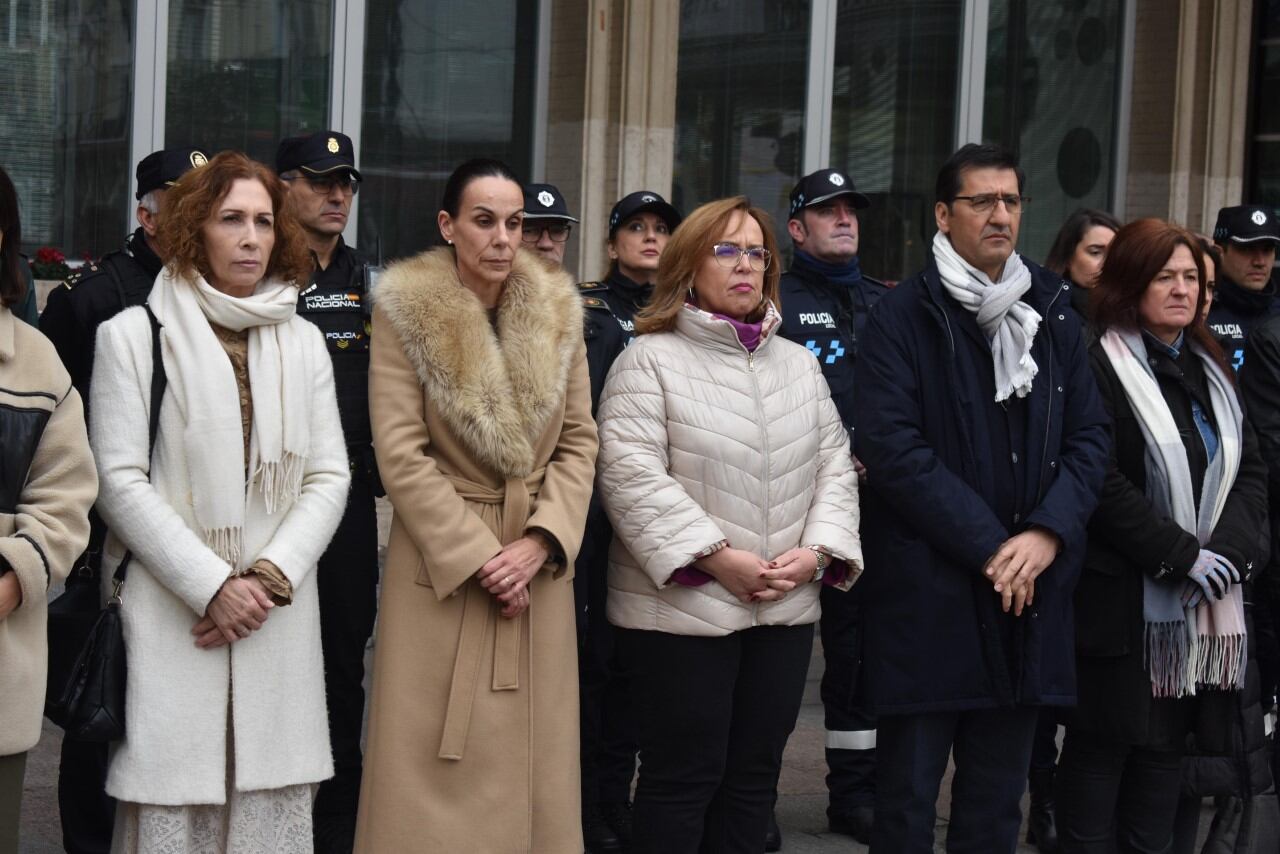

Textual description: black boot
[828,805,874,844]
[584,804,622,853]
[598,801,632,851]
[764,809,782,851]
[1026,768,1060,853]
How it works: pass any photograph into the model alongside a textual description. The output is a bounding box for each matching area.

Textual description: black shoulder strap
[113,306,167,587]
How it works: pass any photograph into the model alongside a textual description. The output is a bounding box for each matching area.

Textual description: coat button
[1012,452,1019,463]
[1057,386,1063,393]
[1050,460,1057,468]
[1058,314,1065,320]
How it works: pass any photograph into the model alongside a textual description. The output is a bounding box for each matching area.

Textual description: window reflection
[166,0,333,165]
[830,0,962,282]
[984,0,1122,263]
[359,0,538,260]
[3,0,133,258]
[673,0,811,235]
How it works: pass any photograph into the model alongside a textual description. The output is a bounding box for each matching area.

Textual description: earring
[687,287,696,303]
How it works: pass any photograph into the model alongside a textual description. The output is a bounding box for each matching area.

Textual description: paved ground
[17,500,1218,851]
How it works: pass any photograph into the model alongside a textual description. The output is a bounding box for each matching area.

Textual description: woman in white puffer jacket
[596,195,863,854]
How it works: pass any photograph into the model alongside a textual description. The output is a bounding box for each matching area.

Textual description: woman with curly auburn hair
[89,150,350,853]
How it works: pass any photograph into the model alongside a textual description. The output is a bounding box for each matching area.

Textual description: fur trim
[375,248,581,478]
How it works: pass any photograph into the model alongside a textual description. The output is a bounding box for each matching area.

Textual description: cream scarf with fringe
[147,266,309,567]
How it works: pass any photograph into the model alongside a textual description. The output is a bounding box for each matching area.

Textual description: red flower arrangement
[30,247,72,280]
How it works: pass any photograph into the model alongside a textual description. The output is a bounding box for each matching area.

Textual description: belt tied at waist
[438,468,546,761]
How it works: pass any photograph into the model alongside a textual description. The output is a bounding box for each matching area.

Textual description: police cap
[789,169,870,219]
[136,147,210,199]
[276,131,362,181]
[608,191,681,238]
[524,183,578,223]
[1213,205,1280,246]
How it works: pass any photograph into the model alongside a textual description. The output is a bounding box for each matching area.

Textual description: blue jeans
[872,706,1039,854]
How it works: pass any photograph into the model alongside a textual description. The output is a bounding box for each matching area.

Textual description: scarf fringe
[204,526,243,569]
[1144,621,1248,697]
[254,451,306,515]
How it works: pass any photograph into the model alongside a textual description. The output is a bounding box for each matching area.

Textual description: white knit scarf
[1099,327,1247,697]
[933,231,1040,402]
[147,266,310,568]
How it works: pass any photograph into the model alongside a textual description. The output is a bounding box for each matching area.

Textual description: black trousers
[818,585,877,811]
[313,467,379,819]
[619,623,814,854]
[872,706,1039,854]
[1055,728,1184,854]
[1031,709,1061,773]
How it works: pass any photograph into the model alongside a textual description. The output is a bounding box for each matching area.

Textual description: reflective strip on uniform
[826,729,877,750]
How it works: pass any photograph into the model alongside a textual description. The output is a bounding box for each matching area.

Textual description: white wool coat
[598,304,863,636]
[89,305,350,805]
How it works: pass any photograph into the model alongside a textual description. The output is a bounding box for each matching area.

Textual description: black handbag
[44,306,166,741]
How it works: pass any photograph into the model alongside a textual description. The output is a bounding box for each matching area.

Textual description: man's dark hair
[1044,208,1122,277]
[440,158,521,218]
[0,166,25,308]
[935,143,1025,205]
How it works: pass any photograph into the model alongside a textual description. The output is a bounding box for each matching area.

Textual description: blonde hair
[634,196,780,335]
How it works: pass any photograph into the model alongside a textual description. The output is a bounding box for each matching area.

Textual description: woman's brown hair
[634,196,780,335]
[1091,217,1227,371]
[158,150,313,286]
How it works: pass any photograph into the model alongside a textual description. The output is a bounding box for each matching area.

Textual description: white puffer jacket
[598,303,862,636]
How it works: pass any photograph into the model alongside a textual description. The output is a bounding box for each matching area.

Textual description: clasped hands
[192,574,276,649]
[476,533,552,619]
[983,528,1061,616]
[694,546,820,605]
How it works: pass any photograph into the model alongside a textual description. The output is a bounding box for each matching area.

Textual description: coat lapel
[375,248,581,478]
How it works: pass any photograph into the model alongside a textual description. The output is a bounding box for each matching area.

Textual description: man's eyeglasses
[522,222,572,243]
[951,194,1029,214]
[712,243,772,272]
[282,174,360,197]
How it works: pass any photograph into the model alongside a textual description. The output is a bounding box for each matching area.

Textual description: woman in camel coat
[356,159,597,853]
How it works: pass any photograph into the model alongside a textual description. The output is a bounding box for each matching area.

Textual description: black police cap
[523,183,578,223]
[136,147,210,200]
[275,131,362,181]
[788,169,870,218]
[1213,205,1280,245]
[608,191,681,237]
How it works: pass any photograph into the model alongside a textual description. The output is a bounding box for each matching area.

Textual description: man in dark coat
[853,144,1110,853]
[777,167,887,845]
[277,130,381,854]
[39,145,208,854]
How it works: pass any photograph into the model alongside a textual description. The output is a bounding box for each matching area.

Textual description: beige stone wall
[541,1,679,283]
[1125,0,1253,233]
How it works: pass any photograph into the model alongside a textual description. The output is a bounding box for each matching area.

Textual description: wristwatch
[807,546,830,583]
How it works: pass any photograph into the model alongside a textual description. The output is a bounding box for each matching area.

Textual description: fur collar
[375,247,581,478]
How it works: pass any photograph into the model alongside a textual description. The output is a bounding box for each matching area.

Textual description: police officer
[575,190,680,853]
[777,168,887,847]
[1207,204,1280,372]
[276,130,378,854]
[522,182,578,267]
[39,145,208,854]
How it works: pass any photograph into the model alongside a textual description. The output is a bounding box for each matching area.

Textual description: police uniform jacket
[777,254,888,429]
[39,228,164,409]
[297,239,374,454]
[1206,275,1280,373]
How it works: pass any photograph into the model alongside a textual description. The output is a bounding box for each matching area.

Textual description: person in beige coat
[596,196,863,854]
[0,164,97,854]
[357,159,597,853]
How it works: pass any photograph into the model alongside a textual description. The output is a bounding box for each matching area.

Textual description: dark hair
[440,158,521,218]
[158,150,313,287]
[1092,218,1227,373]
[1196,236,1223,275]
[935,143,1025,204]
[1043,208,1122,277]
[0,165,25,308]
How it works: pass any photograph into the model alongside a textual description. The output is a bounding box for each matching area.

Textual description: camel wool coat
[356,248,597,854]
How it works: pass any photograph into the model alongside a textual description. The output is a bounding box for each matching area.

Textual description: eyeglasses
[282,174,360,196]
[711,243,772,271]
[951,194,1029,214]
[522,222,572,243]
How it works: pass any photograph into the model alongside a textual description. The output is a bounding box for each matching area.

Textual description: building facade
[4,0,1276,283]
